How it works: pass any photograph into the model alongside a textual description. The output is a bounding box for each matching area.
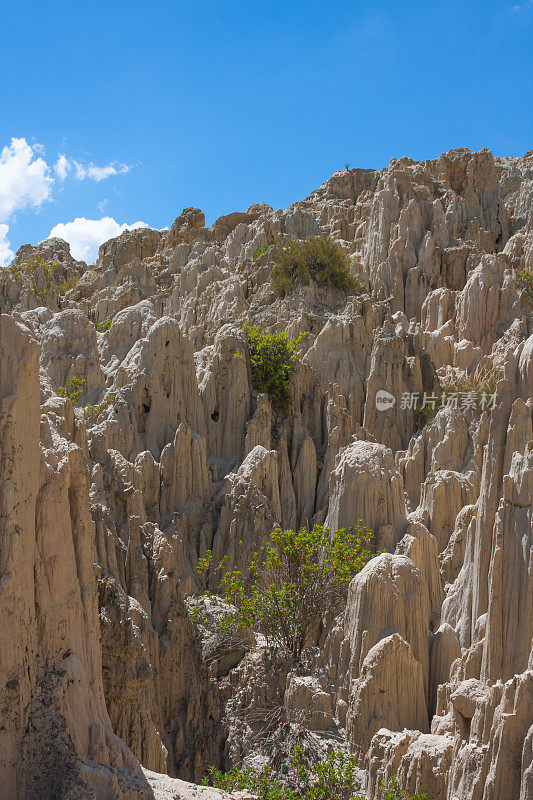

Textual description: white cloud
[54,154,71,180]
[0,224,14,268]
[0,138,53,222]
[73,160,131,182]
[0,137,137,259]
[47,216,148,263]
[52,154,131,182]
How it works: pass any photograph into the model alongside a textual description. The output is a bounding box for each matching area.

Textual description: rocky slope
[0,147,532,800]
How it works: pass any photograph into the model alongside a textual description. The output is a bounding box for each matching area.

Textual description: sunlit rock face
[0,148,532,800]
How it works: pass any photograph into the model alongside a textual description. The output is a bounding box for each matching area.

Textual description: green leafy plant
[203,747,360,799]
[269,235,361,296]
[244,324,305,410]
[218,523,376,663]
[95,318,112,333]
[82,392,115,423]
[202,748,427,800]
[515,266,533,301]
[57,377,86,404]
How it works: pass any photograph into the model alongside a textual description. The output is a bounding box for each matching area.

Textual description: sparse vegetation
[202,748,427,799]
[82,392,115,423]
[95,318,112,333]
[515,266,533,301]
[1,257,78,299]
[207,523,376,663]
[87,311,112,332]
[270,235,361,296]
[441,365,502,397]
[58,276,79,295]
[251,235,292,262]
[413,365,503,429]
[57,377,86,404]
[244,324,305,410]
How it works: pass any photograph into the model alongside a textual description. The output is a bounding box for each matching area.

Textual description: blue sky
[1,0,532,265]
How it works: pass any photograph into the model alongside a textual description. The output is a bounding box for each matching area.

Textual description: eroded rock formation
[0,147,532,799]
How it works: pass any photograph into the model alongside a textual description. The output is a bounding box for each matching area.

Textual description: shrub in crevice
[200,523,376,663]
[202,748,427,799]
[515,266,533,301]
[57,377,86,404]
[244,324,305,411]
[269,235,361,296]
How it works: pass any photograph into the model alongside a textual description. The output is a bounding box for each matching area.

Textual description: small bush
[203,747,360,799]
[380,777,427,800]
[270,235,360,296]
[202,748,427,800]
[515,267,533,301]
[441,365,502,397]
[244,324,305,410]
[57,377,86,404]
[82,392,115,423]
[87,311,112,332]
[95,319,112,333]
[216,523,376,662]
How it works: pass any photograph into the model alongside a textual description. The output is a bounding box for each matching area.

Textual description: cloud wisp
[54,155,132,182]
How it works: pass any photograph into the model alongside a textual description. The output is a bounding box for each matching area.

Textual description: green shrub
[87,311,112,332]
[515,267,533,301]
[216,523,376,663]
[82,392,115,423]
[203,747,359,799]
[244,324,305,410]
[270,235,360,296]
[3,257,56,297]
[57,377,86,404]
[202,748,427,799]
[95,318,112,333]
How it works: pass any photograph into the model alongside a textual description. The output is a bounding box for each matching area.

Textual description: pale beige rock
[342,554,431,704]
[326,440,407,546]
[366,729,453,800]
[285,675,333,730]
[144,768,249,799]
[347,634,429,759]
